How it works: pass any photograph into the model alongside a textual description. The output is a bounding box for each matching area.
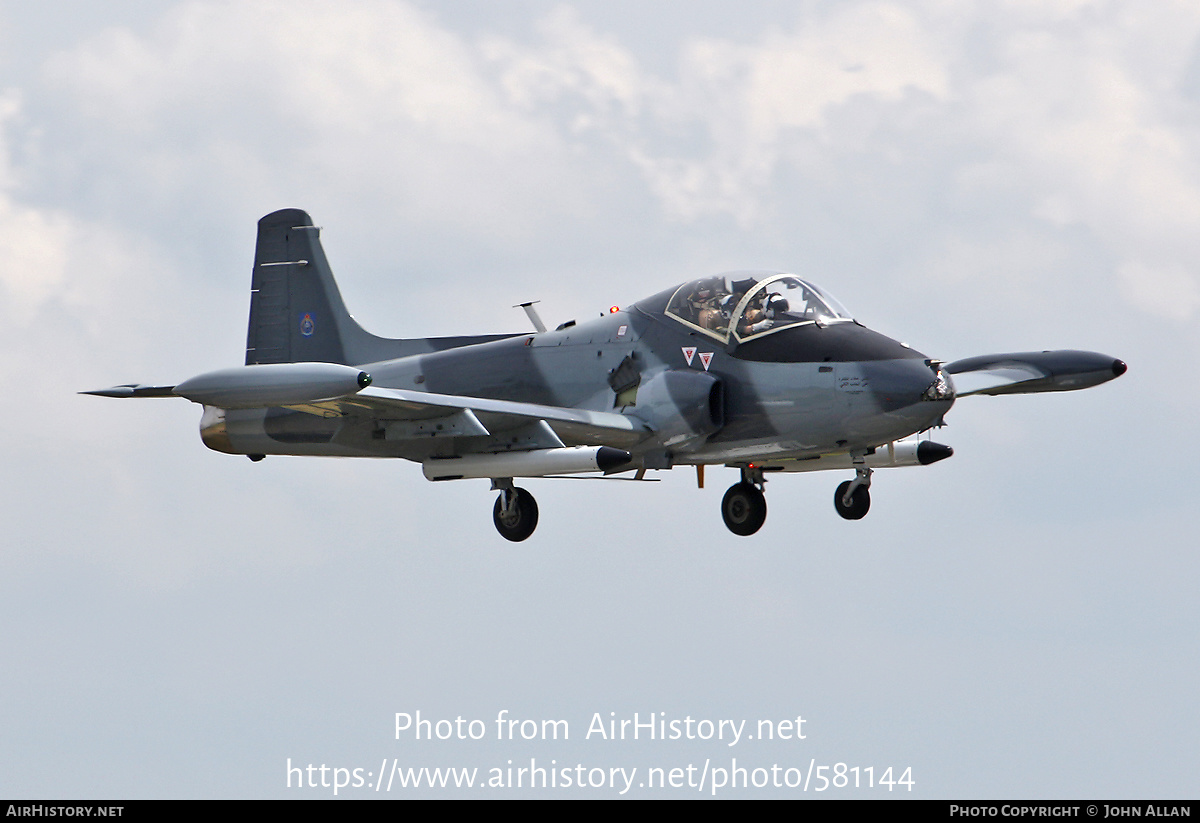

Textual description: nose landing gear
[834,464,872,520]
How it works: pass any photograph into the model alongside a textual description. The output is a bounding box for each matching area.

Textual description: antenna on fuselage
[514,301,547,333]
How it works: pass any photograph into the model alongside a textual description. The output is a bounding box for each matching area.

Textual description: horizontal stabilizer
[946,350,1126,397]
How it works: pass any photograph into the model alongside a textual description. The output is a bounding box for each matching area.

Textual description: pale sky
[1,0,1196,798]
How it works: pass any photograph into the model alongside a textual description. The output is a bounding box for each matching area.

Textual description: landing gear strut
[834,464,872,520]
[492,480,539,541]
[721,466,767,536]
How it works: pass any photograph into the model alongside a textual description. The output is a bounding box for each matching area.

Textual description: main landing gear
[492,480,538,542]
[717,461,875,534]
[721,467,767,536]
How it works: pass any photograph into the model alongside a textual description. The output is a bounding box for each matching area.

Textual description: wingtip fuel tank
[172,363,371,408]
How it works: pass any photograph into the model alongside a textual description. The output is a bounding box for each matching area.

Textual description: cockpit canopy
[664,272,853,344]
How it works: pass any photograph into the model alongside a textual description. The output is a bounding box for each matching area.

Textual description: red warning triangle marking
[682,347,697,366]
[699,352,714,371]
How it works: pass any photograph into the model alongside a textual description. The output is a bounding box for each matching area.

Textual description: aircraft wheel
[493,487,539,542]
[834,481,870,520]
[721,482,767,536]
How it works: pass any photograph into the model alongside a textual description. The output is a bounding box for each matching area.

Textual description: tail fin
[245,209,511,366]
[245,209,356,365]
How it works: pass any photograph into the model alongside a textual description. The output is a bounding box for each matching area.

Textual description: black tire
[493,487,539,542]
[834,480,870,520]
[721,482,767,536]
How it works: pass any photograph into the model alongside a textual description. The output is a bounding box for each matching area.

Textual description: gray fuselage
[213,285,954,468]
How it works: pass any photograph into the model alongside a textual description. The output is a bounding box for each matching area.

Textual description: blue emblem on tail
[299,312,315,337]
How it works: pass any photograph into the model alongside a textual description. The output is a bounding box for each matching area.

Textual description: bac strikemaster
[86,209,1126,540]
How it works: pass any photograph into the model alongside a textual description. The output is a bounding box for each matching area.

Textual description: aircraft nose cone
[1112,359,1127,377]
[865,358,951,412]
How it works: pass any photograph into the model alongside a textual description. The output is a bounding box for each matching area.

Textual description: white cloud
[484,6,647,117]
[960,7,1200,320]
[18,0,1200,326]
[39,0,593,249]
[636,3,952,222]
[1117,259,1200,320]
[0,91,72,322]
[0,195,71,319]
[47,2,516,143]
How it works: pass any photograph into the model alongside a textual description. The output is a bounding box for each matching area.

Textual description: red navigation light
[609,306,620,314]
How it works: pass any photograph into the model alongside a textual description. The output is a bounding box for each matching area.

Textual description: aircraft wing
[83,363,652,448]
[286,385,652,448]
[946,350,1127,397]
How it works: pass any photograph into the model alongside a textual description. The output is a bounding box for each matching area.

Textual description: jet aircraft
[85,209,1126,540]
